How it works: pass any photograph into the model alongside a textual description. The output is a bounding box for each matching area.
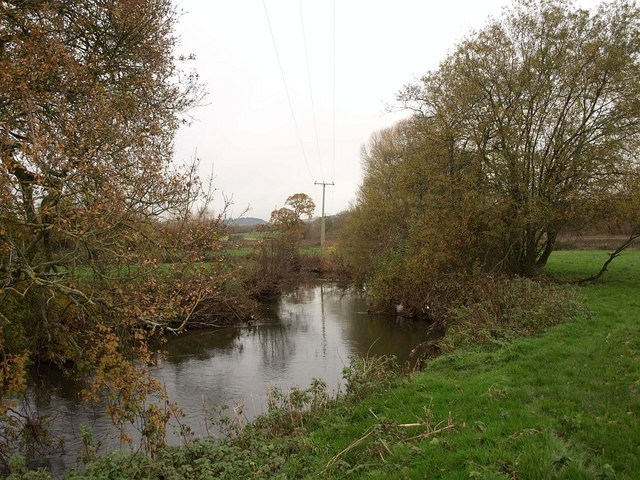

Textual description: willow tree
[339,0,640,318]
[400,0,640,275]
[340,118,502,317]
[0,0,218,456]
[339,120,418,284]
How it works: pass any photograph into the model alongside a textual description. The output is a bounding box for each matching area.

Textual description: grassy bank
[10,250,638,479]
[290,250,639,478]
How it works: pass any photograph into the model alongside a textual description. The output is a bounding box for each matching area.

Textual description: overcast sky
[172,0,601,221]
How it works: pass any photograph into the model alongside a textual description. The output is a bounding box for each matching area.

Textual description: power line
[299,0,324,180]
[262,0,314,180]
[332,0,336,183]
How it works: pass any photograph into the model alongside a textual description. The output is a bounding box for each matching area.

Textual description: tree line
[339,0,640,317]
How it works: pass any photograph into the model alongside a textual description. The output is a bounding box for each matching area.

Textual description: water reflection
[27,282,434,475]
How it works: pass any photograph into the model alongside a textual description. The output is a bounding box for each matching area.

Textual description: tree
[285,193,316,220]
[399,0,640,275]
[0,0,221,458]
[340,0,640,317]
[244,194,316,297]
[269,193,315,240]
[270,207,301,233]
[340,119,497,317]
[338,121,417,283]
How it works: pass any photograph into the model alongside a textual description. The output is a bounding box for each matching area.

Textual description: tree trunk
[535,230,557,270]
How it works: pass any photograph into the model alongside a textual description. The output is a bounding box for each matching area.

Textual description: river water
[26,283,434,475]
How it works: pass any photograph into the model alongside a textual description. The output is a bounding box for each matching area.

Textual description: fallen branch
[576,231,640,284]
[325,426,377,468]
[404,415,457,442]
[324,413,458,470]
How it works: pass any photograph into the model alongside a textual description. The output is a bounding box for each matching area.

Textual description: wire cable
[332,0,336,183]
[299,0,324,180]
[262,0,314,180]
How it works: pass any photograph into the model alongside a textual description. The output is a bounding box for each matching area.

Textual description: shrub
[439,277,585,352]
[341,354,402,402]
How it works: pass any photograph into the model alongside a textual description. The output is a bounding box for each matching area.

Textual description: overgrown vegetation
[340,0,640,316]
[439,277,585,352]
[3,0,639,475]
[7,250,636,479]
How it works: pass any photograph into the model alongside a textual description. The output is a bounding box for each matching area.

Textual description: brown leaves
[0,0,212,458]
[270,193,316,241]
[344,0,640,311]
[81,322,177,452]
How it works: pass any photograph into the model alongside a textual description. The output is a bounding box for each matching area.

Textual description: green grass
[242,231,279,241]
[217,246,257,257]
[282,250,640,478]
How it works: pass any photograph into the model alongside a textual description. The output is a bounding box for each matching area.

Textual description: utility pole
[314,181,334,249]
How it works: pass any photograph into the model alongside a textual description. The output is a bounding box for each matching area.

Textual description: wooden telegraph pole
[314,181,334,249]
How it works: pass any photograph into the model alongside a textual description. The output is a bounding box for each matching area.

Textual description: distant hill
[226,217,268,226]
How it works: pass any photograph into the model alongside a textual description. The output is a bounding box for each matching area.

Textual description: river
[25,282,434,475]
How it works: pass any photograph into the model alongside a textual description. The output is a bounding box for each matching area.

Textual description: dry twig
[324,412,458,471]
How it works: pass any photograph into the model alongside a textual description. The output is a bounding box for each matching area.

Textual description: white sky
[172,0,601,221]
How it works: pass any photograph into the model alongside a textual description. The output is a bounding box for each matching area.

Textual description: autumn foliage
[269,193,316,240]
[341,0,640,317]
[0,0,241,462]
